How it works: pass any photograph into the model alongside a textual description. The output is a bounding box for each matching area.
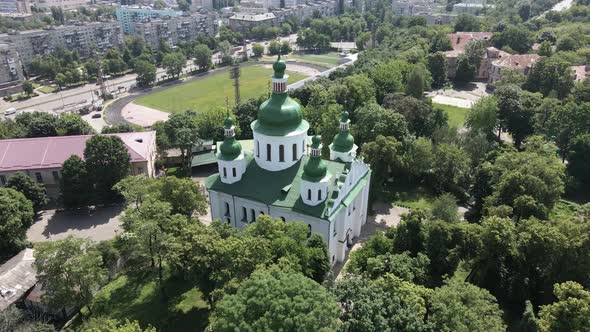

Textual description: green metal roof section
[191,151,217,167]
[302,136,328,182]
[217,116,242,161]
[254,56,306,136]
[332,111,355,153]
[205,153,369,220]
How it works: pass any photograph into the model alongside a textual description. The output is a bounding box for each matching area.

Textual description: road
[551,0,574,12]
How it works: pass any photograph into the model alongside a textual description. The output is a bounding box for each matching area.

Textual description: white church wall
[217,155,247,184]
[300,177,330,206]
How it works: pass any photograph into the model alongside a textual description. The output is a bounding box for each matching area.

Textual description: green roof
[251,118,310,136]
[205,153,369,220]
[191,150,217,167]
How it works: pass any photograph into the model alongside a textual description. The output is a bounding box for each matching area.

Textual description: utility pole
[96,54,107,99]
[229,62,240,105]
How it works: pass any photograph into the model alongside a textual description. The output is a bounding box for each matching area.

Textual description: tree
[60,155,91,208]
[280,40,292,55]
[55,73,66,90]
[162,52,185,80]
[209,270,340,332]
[492,25,532,54]
[556,36,579,52]
[361,135,404,193]
[134,60,156,87]
[164,111,200,169]
[547,102,590,160]
[342,74,376,113]
[384,95,446,138]
[567,134,590,185]
[84,135,131,203]
[101,123,143,134]
[430,31,452,53]
[57,113,94,136]
[454,14,480,32]
[268,40,281,55]
[81,318,156,332]
[430,143,471,198]
[495,68,526,89]
[455,54,475,84]
[525,57,574,99]
[431,193,459,222]
[34,236,107,315]
[538,282,590,332]
[369,60,408,103]
[153,0,165,9]
[428,52,447,87]
[22,80,34,96]
[0,188,34,258]
[252,43,264,58]
[496,87,540,148]
[464,40,486,70]
[538,41,553,57]
[6,172,47,212]
[466,96,498,140]
[354,103,408,145]
[519,300,539,332]
[193,44,212,71]
[176,0,190,11]
[573,78,590,104]
[406,66,426,98]
[429,279,506,332]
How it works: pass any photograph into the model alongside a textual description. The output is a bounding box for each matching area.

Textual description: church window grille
[242,207,247,222]
[224,202,230,217]
[223,167,227,178]
[318,189,322,200]
[307,224,312,237]
[251,209,256,222]
[256,140,259,158]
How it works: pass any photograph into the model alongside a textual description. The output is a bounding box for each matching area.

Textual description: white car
[3,108,16,116]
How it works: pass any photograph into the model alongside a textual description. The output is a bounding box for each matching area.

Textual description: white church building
[205,57,371,266]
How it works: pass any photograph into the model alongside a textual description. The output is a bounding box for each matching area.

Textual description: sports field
[135,65,308,114]
[288,52,342,66]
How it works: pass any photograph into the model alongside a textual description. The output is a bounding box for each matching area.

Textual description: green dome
[219,137,241,160]
[332,132,354,152]
[303,135,327,182]
[223,116,233,129]
[332,111,354,153]
[273,55,286,78]
[257,93,303,130]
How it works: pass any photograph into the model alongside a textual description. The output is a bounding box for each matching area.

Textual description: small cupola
[329,111,358,162]
[216,115,246,184]
[301,136,330,206]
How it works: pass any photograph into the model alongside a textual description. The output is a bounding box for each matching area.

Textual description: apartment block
[0,43,24,97]
[0,21,123,67]
[116,6,181,34]
[131,13,218,50]
[0,0,30,13]
[31,0,89,10]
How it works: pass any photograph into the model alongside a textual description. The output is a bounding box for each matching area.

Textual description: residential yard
[433,102,470,128]
[71,273,209,331]
[135,65,308,114]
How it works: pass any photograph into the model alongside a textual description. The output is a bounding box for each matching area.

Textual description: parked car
[3,108,16,116]
[91,113,102,118]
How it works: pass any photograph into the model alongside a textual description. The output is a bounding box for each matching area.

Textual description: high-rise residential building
[131,13,218,50]
[0,42,24,97]
[31,0,89,10]
[0,21,123,67]
[116,6,181,34]
[0,0,31,13]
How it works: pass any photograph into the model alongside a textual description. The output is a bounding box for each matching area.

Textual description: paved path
[27,206,123,243]
[431,95,474,108]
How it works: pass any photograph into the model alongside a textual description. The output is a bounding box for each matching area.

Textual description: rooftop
[445,32,493,57]
[572,65,589,82]
[229,13,276,21]
[492,54,540,68]
[0,131,156,172]
[206,153,369,220]
[0,249,36,312]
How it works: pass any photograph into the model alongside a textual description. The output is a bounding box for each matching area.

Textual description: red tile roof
[492,54,541,68]
[445,32,493,57]
[0,131,156,172]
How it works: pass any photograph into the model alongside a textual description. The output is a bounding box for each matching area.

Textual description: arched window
[224,202,230,217]
[256,140,259,158]
[302,140,305,152]
[251,209,256,222]
[317,189,322,200]
[292,143,297,161]
[279,145,285,162]
[307,224,312,237]
[280,217,286,222]
[307,189,311,200]
[232,167,237,177]
[266,144,271,161]
[260,211,265,215]
[223,167,227,178]
[242,207,247,222]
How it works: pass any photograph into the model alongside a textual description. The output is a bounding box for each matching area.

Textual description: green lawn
[37,85,57,94]
[388,184,437,210]
[135,65,308,114]
[433,102,470,128]
[287,52,342,66]
[75,274,209,331]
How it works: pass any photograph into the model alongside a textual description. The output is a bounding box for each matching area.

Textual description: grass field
[74,273,209,332]
[388,184,437,210]
[135,65,308,114]
[288,52,342,66]
[433,102,470,128]
[37,85,57,94]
